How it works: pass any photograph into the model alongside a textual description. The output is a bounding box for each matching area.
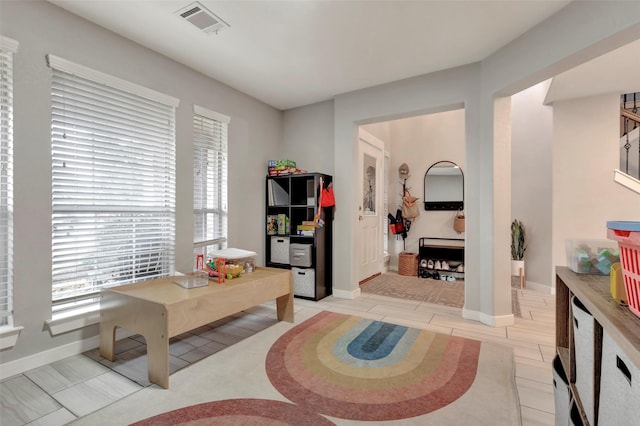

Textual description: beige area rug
[72,308,521,425]
[361,273,522,317]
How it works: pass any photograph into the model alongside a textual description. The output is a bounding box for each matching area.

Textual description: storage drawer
[270,236,290,264]
[290,243,312,267]
[292,267,315,298]
[598,331,640,426]
[571,295,595,426]
[553,355,571,426]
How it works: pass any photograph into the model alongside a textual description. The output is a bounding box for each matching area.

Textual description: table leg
[520,267,525,289]
[276,292,294,323]
[276,272,294,323]
[99,322,117,362]
[146,331,170,389]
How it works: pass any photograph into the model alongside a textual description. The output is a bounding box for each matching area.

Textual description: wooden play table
[99,267,293,388]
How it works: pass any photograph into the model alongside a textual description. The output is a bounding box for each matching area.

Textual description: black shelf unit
[418,237,465,279]
[265,173,333,301]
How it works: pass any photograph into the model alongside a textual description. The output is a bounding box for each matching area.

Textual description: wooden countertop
[556,266,640,368]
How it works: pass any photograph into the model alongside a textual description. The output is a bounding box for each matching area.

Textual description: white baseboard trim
[0,328,134,380]
[462,308,515,327]
[522,280,553,294]
[332,287,361,299]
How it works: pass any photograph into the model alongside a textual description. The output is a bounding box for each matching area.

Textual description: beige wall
[511,83,554,288]
[385,110,466,267]
[552,93,640,285]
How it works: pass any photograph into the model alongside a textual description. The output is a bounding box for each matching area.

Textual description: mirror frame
[423,160,464,211]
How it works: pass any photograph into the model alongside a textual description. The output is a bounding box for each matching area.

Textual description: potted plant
[511,219,526,277]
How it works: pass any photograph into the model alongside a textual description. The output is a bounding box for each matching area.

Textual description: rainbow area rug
[266,311,481,421]
[75,309,520,425]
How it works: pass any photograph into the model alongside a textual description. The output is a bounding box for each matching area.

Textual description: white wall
[552,93,640,285]
[1,1,282,364]
[386,110,466,267]
[511,82,554,289]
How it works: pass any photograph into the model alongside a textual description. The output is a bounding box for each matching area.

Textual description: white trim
[614,169,640,194]
[523,280,553,294]
[45,308,101,336]
[462,308,515,327]
[0,328,134,380]
[332,287,361,299]
[0,326,23,350]
[46,54,180,107]
[193,105,231,123]
[0,35,19,53]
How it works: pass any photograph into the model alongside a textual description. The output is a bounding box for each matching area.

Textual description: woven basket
[454,210,465,234]
[398,252,418,276]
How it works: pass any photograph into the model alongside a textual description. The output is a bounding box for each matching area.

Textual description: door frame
[357,128,385,282]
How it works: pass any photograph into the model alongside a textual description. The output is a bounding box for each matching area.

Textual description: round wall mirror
[423,161,464,210]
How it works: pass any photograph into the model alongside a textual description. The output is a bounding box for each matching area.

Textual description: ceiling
[47,1,637,110]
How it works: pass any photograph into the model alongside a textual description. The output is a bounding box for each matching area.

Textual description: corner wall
[511,82,554,289]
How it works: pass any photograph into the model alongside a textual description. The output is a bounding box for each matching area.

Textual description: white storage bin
[270,236,290,264]
[292,267,315,298]
[290,243,312,267]
[598,331,640,426]
[571,296,595,426]
[553,355,571,426]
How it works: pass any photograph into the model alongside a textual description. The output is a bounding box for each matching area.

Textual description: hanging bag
[401,189,420,219]
[320,182,335,207]
[453,209,465,233]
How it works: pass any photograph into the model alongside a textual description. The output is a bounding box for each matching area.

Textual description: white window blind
[193,106,229,258]
[0,36,18,327]
[49,56,178,314]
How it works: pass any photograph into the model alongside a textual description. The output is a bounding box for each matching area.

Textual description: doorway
[358,108,466,300]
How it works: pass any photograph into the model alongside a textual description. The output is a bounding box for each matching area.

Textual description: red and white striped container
[607,221,640,318]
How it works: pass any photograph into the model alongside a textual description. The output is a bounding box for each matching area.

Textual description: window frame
[48,55,180,317]
[0,36,18,329]
[193,105,230,259]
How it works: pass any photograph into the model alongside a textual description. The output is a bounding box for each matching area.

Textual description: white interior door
[358,129,384,282]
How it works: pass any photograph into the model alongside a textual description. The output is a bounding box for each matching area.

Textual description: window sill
[46,306,101,336]
[0,325,24,350]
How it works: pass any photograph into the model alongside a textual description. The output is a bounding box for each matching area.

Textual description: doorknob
[358,215,364,221]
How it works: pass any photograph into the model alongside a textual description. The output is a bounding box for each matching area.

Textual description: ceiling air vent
[175,2,229,34]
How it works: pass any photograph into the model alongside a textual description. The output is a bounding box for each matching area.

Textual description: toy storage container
[209,248,256,274]
[270,236,290,264]
[292,267,315,298]
[598,330,640,426]
[607,221,640,318]
[289,243,312,267]
[565,239,620,275]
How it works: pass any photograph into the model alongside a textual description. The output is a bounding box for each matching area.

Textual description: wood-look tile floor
[0,285,555,426]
